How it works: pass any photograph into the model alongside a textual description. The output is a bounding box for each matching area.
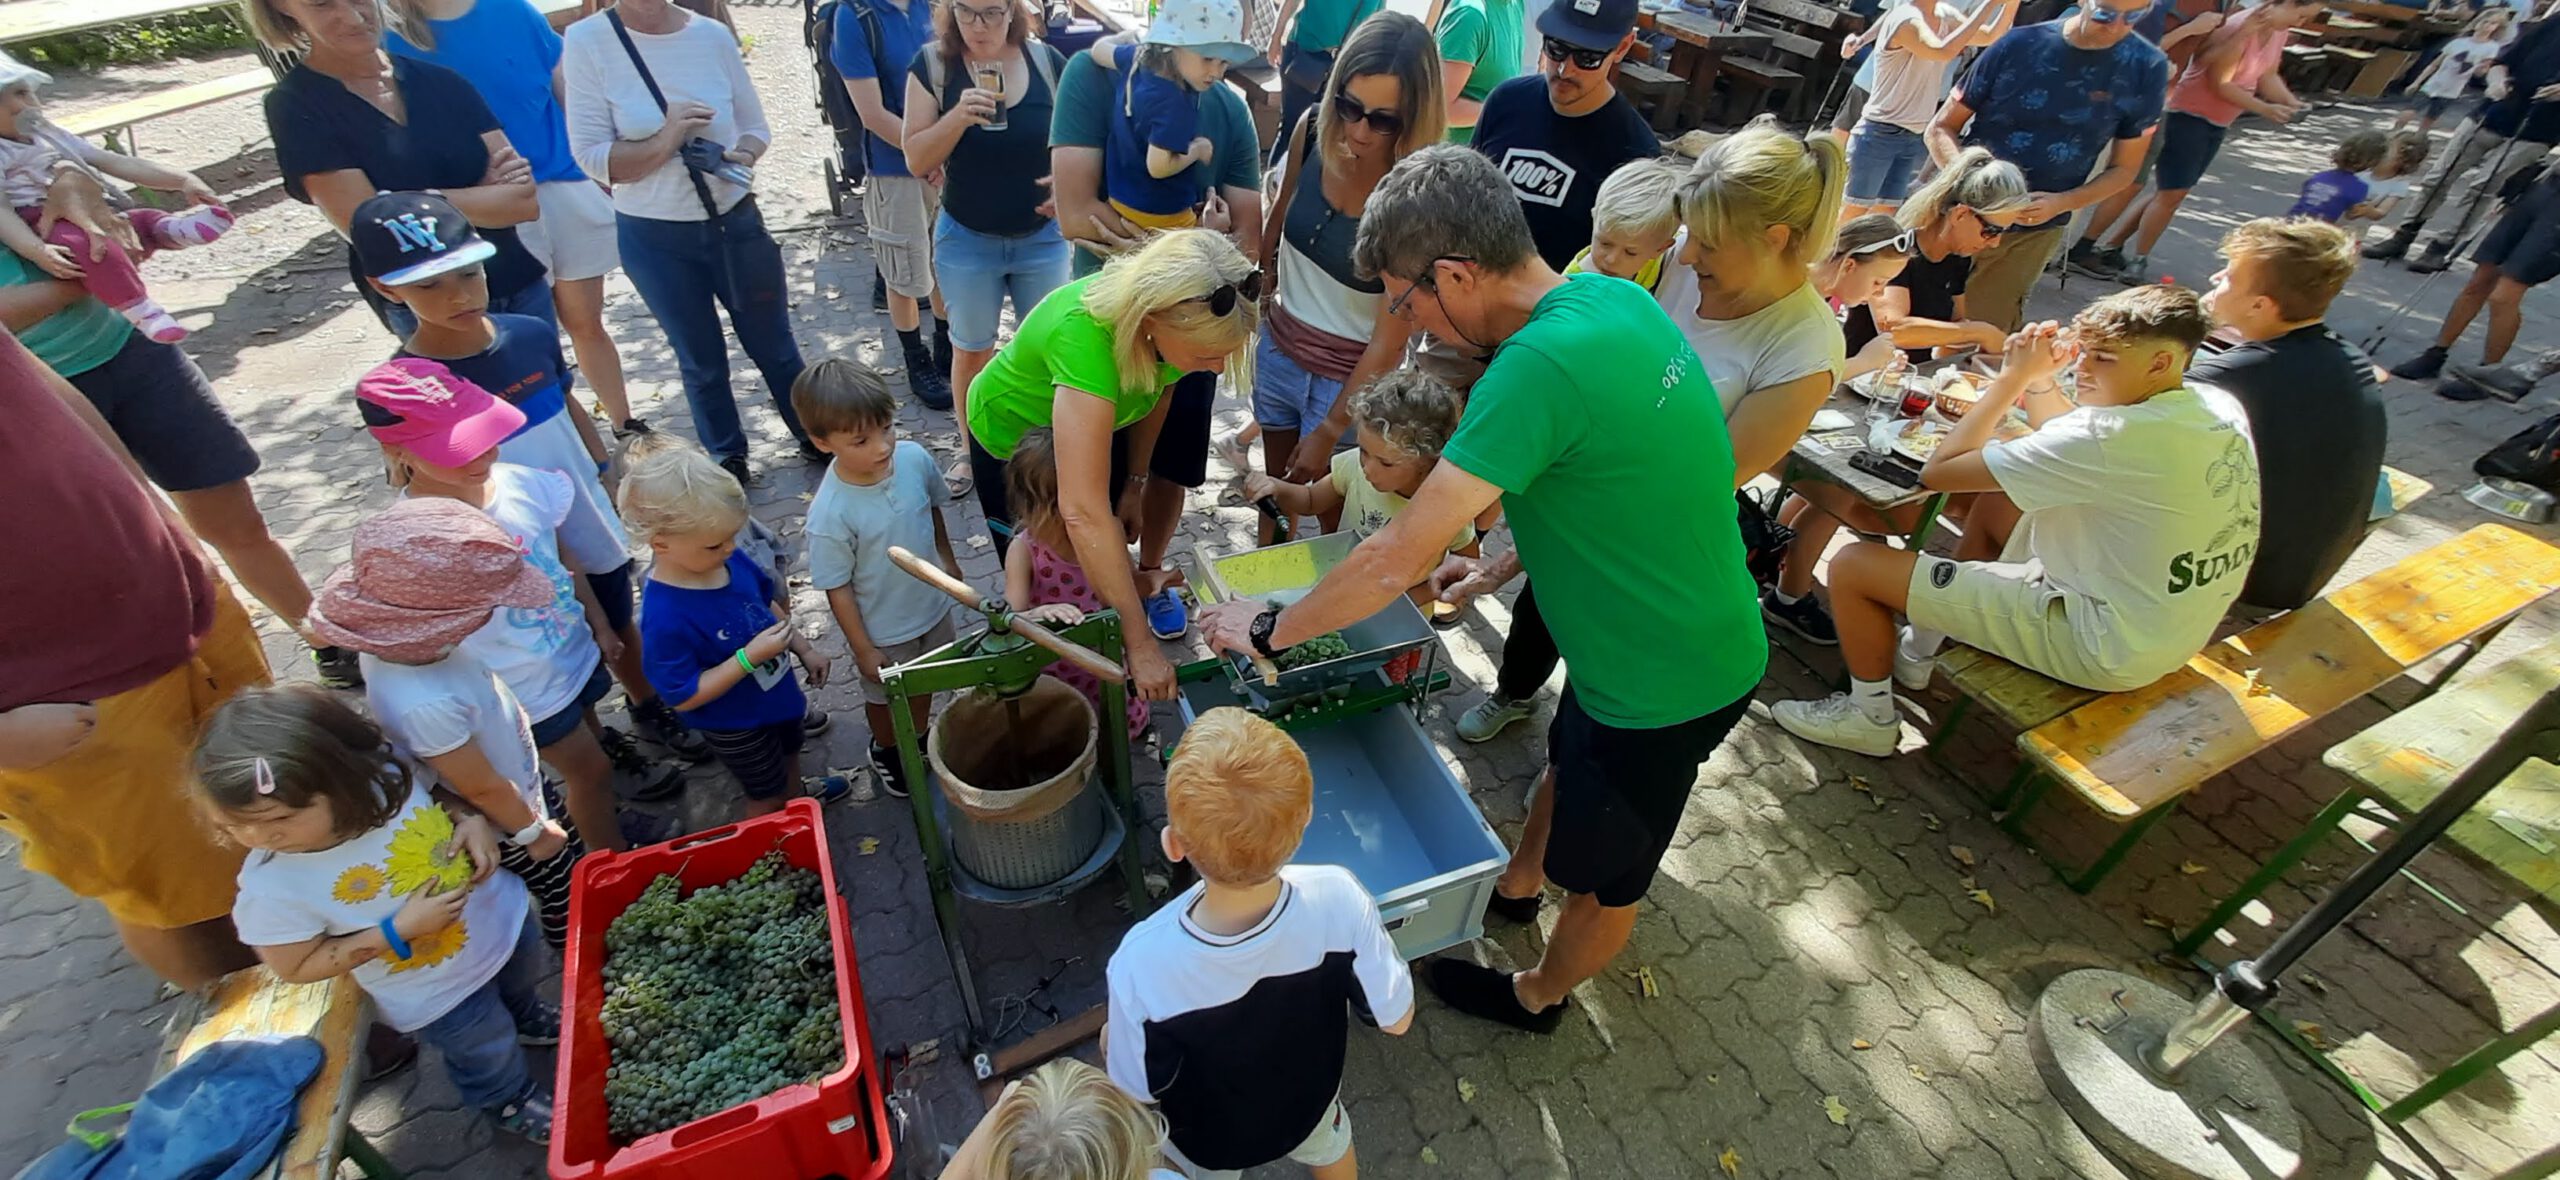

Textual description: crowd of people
[0,0,2509,1172]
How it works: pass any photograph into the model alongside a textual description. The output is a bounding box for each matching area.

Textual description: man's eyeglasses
[1197,270,1267,316]
[1331,91,1405,137]
[1969,208,2010,239]
[952,1,1009,25]
[1541,36,1612,71]
[1848,229,1916,257]
[1385,256,1475,318]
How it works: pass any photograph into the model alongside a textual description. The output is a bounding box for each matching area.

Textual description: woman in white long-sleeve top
[561,0,813,483]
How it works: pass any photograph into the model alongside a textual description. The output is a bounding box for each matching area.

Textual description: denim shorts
[931,213,1071,352]
[1251,332,1347,435]
[529,661,612,748]
[1846,121,1931,205]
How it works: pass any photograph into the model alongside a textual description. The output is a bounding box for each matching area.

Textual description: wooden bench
[154,969,400,1179]
[1923,523,2560,892]
[57,67,273,152]
[1714,56,1804,125]
[1616,60,1688,134]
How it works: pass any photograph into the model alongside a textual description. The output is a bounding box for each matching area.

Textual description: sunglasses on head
[1331,91,1405,137]
[1848,228,1917,257]
[1541,36,1612,70]
[1196,270,1267,316]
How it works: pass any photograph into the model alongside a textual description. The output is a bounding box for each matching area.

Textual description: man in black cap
[1470,0,1664,270]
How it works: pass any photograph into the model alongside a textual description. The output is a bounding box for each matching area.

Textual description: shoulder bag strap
[607,9,727,223]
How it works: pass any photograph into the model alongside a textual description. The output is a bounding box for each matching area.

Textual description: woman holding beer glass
[903,0,1073,446]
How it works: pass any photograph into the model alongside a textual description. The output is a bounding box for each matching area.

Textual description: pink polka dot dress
[1024,537,1151,740]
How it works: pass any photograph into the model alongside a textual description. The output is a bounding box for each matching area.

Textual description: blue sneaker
[1143,588,1188,640]
[806,774,855,805]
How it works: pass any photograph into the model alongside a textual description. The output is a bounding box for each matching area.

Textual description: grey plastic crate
[1178,681,1506,961]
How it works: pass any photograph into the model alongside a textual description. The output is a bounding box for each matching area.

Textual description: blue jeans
[1251,331,1347,435]
[1845,121,1931,205]
[415,907,548,1111]
[931,213,1071,352]
[615,196,809,463]
[382,280,558,341]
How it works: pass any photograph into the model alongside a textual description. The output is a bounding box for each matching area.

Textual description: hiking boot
[601,728,688,802]
[2063,240,2122,279]
[493,1086,554,1145]
[2406,244,2454,274]
[2362,229,2416,260]
[869,745,910,799]
[630,699,712,762]
[1770,694,1901,757]
[311,645,364,690]
[2447,360,2546,402]
[1455,694,1534,743]
[932,317,953,375]
[2389,345,2450,381]
[719,454,753,487]
[901,336,954,411]
[1760,589,1839,645]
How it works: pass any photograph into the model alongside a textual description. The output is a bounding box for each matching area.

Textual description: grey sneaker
[2448,361,2543,402]
[2113,255,2151,286]
[1456,695,1534,743]
[1770,694,1901,758]
[2063,241,2122,279]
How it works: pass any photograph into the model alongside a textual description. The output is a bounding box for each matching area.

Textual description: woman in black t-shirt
[901,0,1072,468]
[1841,148,2024,368]
[247,0,549,335]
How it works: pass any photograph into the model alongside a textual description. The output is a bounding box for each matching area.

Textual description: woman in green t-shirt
[962,228,1260,699]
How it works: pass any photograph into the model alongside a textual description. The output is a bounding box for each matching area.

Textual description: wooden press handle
[885,546,1127,682]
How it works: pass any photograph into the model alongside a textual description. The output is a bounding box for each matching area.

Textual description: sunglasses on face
[1969,208,2010,238]
[2083,1,2151,25]
[1541,36,1612,71]
[1197,270,1267,316]
[1331,91,1405,137]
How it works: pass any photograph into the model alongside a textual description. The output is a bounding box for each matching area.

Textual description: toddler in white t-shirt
[194,685,555,1145]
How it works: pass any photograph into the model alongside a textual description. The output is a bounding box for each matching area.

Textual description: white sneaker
[1456,695,1534,743]
[1771,694,1901,757]
[1892,626,1938,693]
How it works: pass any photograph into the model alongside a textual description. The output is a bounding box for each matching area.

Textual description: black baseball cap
[350,191,497,287]
[1538,0,1640,51]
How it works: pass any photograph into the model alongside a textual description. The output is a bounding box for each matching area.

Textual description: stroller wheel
[825,159,845,218]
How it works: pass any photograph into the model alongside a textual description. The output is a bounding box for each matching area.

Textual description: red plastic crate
[550,800,892,1180]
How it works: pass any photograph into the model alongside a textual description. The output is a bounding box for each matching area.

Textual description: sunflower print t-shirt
[233,782,529,1031]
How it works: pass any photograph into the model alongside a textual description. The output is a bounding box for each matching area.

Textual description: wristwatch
[508,817,548,848]
[1248,608,1283,659]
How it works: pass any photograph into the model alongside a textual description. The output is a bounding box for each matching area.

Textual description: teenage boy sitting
[1773,285,2262,756]
[1106,707,1412,1179]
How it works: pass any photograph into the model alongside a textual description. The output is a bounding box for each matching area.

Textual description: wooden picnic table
[1642,11,1772,131]
[2171,636,2560,1124]
[1783,393,1951,547]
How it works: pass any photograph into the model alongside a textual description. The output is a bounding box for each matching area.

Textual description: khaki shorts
[1904,551,2162,693]
[860,614,960,705]
[1162,1095,1353,1179]
[1960,223,2068,335]
[0,586,267,928]
[519,178,621,282]
[865,175,940,299]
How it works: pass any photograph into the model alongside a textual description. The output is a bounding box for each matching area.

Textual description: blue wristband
[378,916,413,962]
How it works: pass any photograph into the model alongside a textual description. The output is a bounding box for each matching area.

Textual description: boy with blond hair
[1105,708,1413,1179]
[1563,157,1681,293]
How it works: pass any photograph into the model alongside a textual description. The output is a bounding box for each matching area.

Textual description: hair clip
[253,757,278,796]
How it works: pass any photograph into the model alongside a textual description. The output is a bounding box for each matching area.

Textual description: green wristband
[735,649,756,674]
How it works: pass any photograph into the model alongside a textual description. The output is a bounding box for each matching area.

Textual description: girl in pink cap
[307,498,587,946]
[356,356,677,853]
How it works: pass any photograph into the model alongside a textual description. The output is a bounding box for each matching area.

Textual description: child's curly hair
[2334,129,2390,175]
[2384,128,2430,177]
[617,433,749,541]
[1349,368,1463,462]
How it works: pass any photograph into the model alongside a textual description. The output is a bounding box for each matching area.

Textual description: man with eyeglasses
[1470,0,1665,270]
[1924,0,2168,331]
[1200,146,1762,1034]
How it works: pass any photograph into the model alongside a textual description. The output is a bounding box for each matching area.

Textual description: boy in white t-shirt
[1775,285,2260,757]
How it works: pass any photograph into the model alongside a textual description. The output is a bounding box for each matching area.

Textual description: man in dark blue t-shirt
[2367,13,2560,275]
[1926,0,2167,330]
[1471,0,1663,270]
[832,0,951,407]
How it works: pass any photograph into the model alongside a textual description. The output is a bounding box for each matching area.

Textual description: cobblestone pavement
[7,7,2560,1177]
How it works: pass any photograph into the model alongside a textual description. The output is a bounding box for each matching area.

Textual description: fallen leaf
[1850,776,1873,795]
[1949,844,1977,869]
[1720,1145,1742,1178]
[1921,810,1942,832]
[1909,1064,1930,1081]
[1822,1095,1851,1127]
[2141,913,2175,931]
[1420,1147,1440,1166]
[1638,965,1660,998]
[2294,1021,2332,1051]
[797,491,814,502]
[2179,860,2207,876]
[1457,1078,1477,1104]
[2242,668,2274,698]
[1850,1038,1874,1051]
[1967,888,1997,914]
[858,837,880,856]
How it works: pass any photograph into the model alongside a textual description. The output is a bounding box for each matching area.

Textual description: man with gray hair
[1198,145,1764,1033]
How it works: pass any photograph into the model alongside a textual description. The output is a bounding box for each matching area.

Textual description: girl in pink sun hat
[307,497,587,947]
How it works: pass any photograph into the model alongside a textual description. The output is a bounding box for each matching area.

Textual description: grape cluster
[597,851,844,1142]
[1275,631,1353,670]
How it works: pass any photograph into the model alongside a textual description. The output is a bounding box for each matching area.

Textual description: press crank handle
[885,545,1127,681]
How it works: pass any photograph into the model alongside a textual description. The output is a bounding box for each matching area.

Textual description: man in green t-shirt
[1198,146,1763,1035]
[1436,0,1526,143]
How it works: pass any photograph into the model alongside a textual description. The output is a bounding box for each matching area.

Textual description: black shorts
[66,334,260,493]
[530,661,613,748]
[700,718,805,799]
[969,374,1212,543]
[2151,112,2230,192]
[2475,175,2560,286]
[1542,685,1752,907]
[585,561,636,636]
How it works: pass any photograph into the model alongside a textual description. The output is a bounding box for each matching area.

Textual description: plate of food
[1892,421,1950,464]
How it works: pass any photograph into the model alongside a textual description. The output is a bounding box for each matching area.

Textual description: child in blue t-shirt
[620,438,851,816]
[2289,131,2388,224]
[1099,0,1258,230]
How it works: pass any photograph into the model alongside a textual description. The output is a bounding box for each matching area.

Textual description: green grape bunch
[596,851,846,1143]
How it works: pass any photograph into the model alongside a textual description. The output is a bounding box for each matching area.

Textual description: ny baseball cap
[1144,0,1260,64]
[306,498,555,664]
[1539,0,1640,51]
[355,357,524,468]
[350,191,497,287]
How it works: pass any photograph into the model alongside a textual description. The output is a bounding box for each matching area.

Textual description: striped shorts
[701,719,806,801]
[493,778,586,949]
